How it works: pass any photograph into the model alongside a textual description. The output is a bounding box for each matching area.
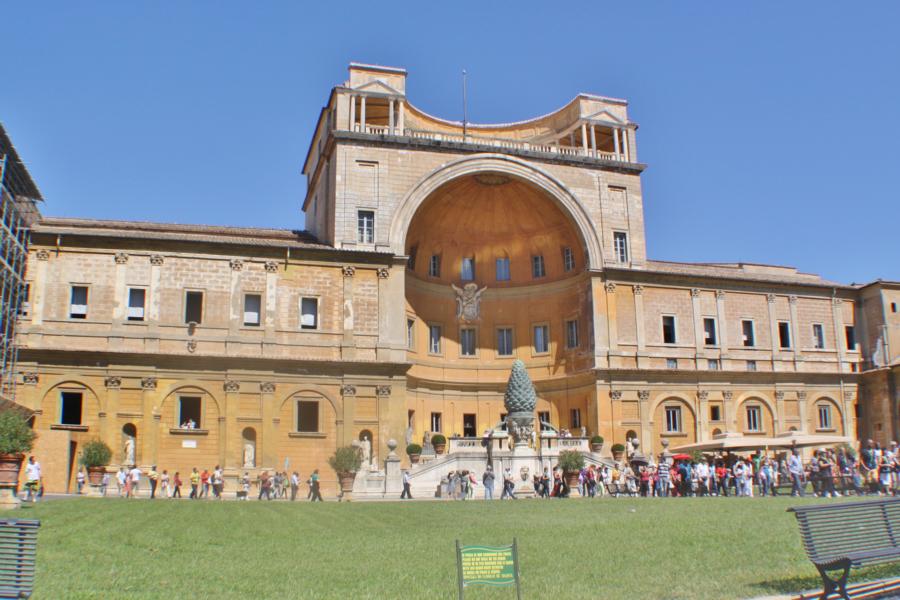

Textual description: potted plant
[590,435,604,453]
[431,434,447,455]
[328,445,363,500]
[406,443,422,464]
[558,449,585,492]
[79,439,112,485]
[611,443,626,462]
[0,411,36,486]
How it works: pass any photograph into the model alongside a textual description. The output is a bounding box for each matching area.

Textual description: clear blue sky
[4,2,898,284]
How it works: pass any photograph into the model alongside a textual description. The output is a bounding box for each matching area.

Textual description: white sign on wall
[182,440,197,449]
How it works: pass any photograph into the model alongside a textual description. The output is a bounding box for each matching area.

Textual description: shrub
[328,446,362,476]
[0,411,36,455]
[558,450,585,472]
[406,443,422,455]
[79,439,112,468]
[590,435,604,445]
[611,443,626,453]
[430,434,447,446]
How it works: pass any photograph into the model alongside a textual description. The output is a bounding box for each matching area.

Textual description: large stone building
[13,64,897,494]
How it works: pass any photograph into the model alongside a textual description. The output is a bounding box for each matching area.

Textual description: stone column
[376,266,405,362]
[622,127,630,161]
[389,99,395,134]
[690,288,703,367]
[605,282,618,353]
[228,260,243,336]
[697,391,709,442]
[788,296,800,368]
[581,123,588,154]
[715,290,728,354]
[140,377,158,467]
[590,125,597,156]
[398,101,405,133]
[638,390,652,453]
[264,261,278,341]
[613,128,620,156]
[103,377,122,451]
[223,380,240,469]
[842,390,855,437]
[349,94,356,130]
[377,385,404,466]
[31,249,49,327]
[260,382,276,469]
[360,95,366,131]
[341,266,356,360]
[340,384,356,447]
[774,391,785,433]
[591,278,611,369]
[148,255,163,351]
[633,285,646,367]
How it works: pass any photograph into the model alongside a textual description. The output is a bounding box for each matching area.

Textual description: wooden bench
[788,498,900,600]
[0,519,40,599]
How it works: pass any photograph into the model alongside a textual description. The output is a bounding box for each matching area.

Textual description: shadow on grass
[752,567,900,597]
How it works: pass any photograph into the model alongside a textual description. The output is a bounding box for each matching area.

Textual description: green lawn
[16,495,900,599]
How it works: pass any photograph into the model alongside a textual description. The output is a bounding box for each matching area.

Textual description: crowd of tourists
[434,439,900,500]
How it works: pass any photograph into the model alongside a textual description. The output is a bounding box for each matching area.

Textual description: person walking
[401,470,413,499]
[76,468,85,494]
[309,469,323,502]
[258,471,272,500]
[160,470,170,498]
[116,467,126,497]
[200,469,210,499]
[189,468,200,499]
[148,466,159,499]
[212,466,223,499]
[290,471,300,501]
[482,466,495,500]
[128,465,142,498]
[789,449,804,497]
[172,472,182,498]
[100,471,110,497]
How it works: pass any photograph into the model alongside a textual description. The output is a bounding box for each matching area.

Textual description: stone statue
[360,435,372,468]
[123,437,135,466]
[405,426,413,446]
[503,360,537,448]
[451,283,487,323]
[243,443,255,468]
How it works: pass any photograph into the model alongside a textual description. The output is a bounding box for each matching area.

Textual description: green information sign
[455,539,521,599]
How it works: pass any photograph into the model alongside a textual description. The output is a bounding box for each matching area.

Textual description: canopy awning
[671,431,853,454]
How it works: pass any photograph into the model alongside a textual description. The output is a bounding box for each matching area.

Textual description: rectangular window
[461,257,475,281]
[463,414,477,437]
[495,257,510,281]
[127,288,146,321]
[430,412,442,433]
[570,408,582,429]
[533,324,549,354]
[845,325,856,351]
[429,255,441,278]
[563,247,575,272]
[664,406,682,433]
[613,231,628,263]
[70,286,88,319]
[497,328,513,357]
[666,358,678,369]
[703,318,717,346]
[179,396,202,429]
[296,400,319,433]
[892,302,897,313]
[565,319,579,349]
[300,298,318,330]
[429,324,442,354]
[531,255,545,279]
[747,360,757,372]
[460,328,476,357]
[778,321,791,349]
[662,315,676,344]
[741,320,755,347]
[407,244,418,270]
[538,411,551,430]
[19,283,30,316]
[184,291,203,324]
[407,318,415,350]
[812,323,825,349]
[707,359,720,371]
[710,405,722,422]
[746,406,761,432]
[817,404,832,430]
[357,210,374,244]
[243,294,261,327]
[60,391,83,425]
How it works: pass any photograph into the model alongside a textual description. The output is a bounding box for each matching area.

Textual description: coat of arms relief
[451,282,487,323]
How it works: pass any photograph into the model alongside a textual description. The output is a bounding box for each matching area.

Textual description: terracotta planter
[409,454,421,464]
[612,451,625,462]
[87,466,106,486]
[339,473,356,493]
[0,454,24,486]
[564,471,581,489]
[590,443,603,453]
[433,443,447,455]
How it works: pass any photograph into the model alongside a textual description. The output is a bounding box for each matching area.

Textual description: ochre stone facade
[15,63,896,494]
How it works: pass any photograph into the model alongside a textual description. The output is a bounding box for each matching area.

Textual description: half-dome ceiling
[405,173,585,286]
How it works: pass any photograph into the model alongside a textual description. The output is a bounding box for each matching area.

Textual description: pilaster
[260,382,277,468]
[633,285,646,363]
[223,380,240,469]
[341,266,356,360]
[340,384,356,447]
[103,377,121,447]
[140,377,158,467]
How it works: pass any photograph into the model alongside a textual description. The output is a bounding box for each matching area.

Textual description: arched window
[816,403,833,430]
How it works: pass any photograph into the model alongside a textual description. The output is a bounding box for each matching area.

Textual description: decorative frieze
[722,391,733,401]
[35,249,50,261]
[114,252,129,264]
[342,266,356,277]
[223,380,240,393]
[698,391,709,401]
[341,384,357,396]
[260,382,276,394]
[637,390,650,401]
[141,377,158,390]
[604,282,616,293]
[610,390,622,400]
[150,255,164,266]
[104,376,122,389]
[22,372,39,385]
[265,261,279,273]
[633,285,643,296]
[775,391,785,401]
[715,290,726,299]
[376,268,390,279]
[766,294,777,304]
[230,259,244,271]
[690,288,701,298]
[376,385,392,397]
[788,295,798,305]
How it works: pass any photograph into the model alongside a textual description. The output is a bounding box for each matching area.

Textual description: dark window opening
[463,414,476,437]
[778,321,791,349]
[179,396,202,429]
[185,291,203,324]
[297,400,319,432]
[741,320,755,347]
[662,316,676,344]
[710,405,722,422]
[60,392,83,425]
[538,411,551,431]
[703,318,717,346]
[70,286,88,319]
[845,325,856,351]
